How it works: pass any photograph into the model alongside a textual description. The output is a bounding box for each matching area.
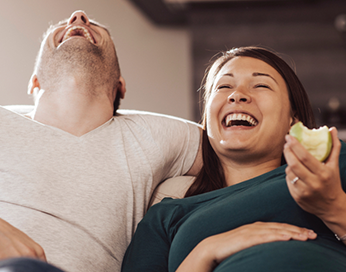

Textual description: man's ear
[28,75,40,95]
[117,76,126,99]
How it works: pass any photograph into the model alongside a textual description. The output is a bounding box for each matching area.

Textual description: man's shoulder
[116,109,183,120]
[116,109,201,128]
[1,105,34,115]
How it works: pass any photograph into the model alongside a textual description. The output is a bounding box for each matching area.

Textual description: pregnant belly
[214,240,346,272]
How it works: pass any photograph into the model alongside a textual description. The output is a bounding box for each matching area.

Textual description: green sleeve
[121,202,179,272]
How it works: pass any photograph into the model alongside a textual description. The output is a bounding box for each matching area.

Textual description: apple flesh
[289,122,332,162]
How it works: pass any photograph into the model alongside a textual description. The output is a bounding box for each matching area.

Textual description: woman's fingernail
[308,230,316,237]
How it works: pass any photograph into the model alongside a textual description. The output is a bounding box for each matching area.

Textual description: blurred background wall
[1,0,345,139]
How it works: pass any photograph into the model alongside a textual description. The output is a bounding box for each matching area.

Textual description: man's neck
[29,81,114,137]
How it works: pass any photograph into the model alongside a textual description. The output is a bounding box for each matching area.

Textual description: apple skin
[289,122,332,162]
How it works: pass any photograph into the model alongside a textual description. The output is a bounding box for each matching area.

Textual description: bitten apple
[289,122,332,162]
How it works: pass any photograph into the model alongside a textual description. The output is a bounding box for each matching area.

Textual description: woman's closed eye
[217,85,232,90]
[255,84,271,89]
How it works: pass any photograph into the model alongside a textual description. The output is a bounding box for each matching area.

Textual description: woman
[121,46,346,272]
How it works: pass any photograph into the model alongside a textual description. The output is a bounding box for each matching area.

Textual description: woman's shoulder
[141,197,191,235]
[147,195,197,220]
[146,188,222,228]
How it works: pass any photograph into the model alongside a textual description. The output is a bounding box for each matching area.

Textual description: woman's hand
[284,127,346,242]
[284,127,346,221]
[176,222,316,272]
[0,218,46,261]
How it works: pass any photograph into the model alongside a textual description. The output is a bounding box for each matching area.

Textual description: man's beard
[37,39,116,95]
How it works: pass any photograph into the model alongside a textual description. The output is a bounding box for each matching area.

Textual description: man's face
[35,10,119,93]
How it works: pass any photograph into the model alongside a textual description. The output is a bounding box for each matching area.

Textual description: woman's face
[206,56,293,164]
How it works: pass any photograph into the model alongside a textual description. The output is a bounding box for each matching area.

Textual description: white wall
[0,0,193,120]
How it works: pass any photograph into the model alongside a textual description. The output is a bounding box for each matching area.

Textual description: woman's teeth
[225,113,258,127]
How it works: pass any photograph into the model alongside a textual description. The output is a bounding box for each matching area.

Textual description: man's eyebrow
[252,72,278,84]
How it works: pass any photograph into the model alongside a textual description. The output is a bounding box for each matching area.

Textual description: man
[0,10,202,272]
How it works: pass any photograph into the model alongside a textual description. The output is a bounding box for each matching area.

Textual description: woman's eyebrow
[221,72,278,85]
[252,72,278,84]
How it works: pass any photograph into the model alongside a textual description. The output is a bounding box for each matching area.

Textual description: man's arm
[150,176,195,206]
[185,127,203,176]
[0,218,46,261]
[149,128,202,207]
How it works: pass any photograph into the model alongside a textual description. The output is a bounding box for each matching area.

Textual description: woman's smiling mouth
[224,113,258,127]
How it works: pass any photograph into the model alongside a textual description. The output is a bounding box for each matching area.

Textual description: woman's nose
[68,10,90,26]
[228,90,251,103]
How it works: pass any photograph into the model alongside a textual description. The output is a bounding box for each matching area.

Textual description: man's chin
[37,38,116,91]
[51,43,104,73]
[57,39,101,57]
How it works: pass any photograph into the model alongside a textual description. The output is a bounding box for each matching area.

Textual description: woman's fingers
[284,128,335,188]
[284,135,320,175]
[284,127,341,181]
[239,222,316,243]
[325,127,341,166]
[206,222,316,265]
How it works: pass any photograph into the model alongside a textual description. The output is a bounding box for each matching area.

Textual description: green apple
[289,122,332,162]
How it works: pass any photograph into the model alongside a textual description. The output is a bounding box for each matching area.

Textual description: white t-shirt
[0,106,200,272]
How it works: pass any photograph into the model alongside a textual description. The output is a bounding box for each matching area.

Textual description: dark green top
[122,141,346,272]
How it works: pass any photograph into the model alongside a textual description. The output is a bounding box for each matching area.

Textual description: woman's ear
[28,75,40,95]
[290,116,299,127]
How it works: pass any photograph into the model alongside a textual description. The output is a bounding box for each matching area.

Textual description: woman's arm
[284,127,346,245]
[176,222,316,272]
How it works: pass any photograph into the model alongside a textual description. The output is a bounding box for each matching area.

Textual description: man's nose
[68,10,90,26]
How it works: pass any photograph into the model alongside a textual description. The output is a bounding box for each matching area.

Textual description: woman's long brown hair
[185,46,316,198]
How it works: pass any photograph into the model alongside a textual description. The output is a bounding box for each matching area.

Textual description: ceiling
[128,0,317,26]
